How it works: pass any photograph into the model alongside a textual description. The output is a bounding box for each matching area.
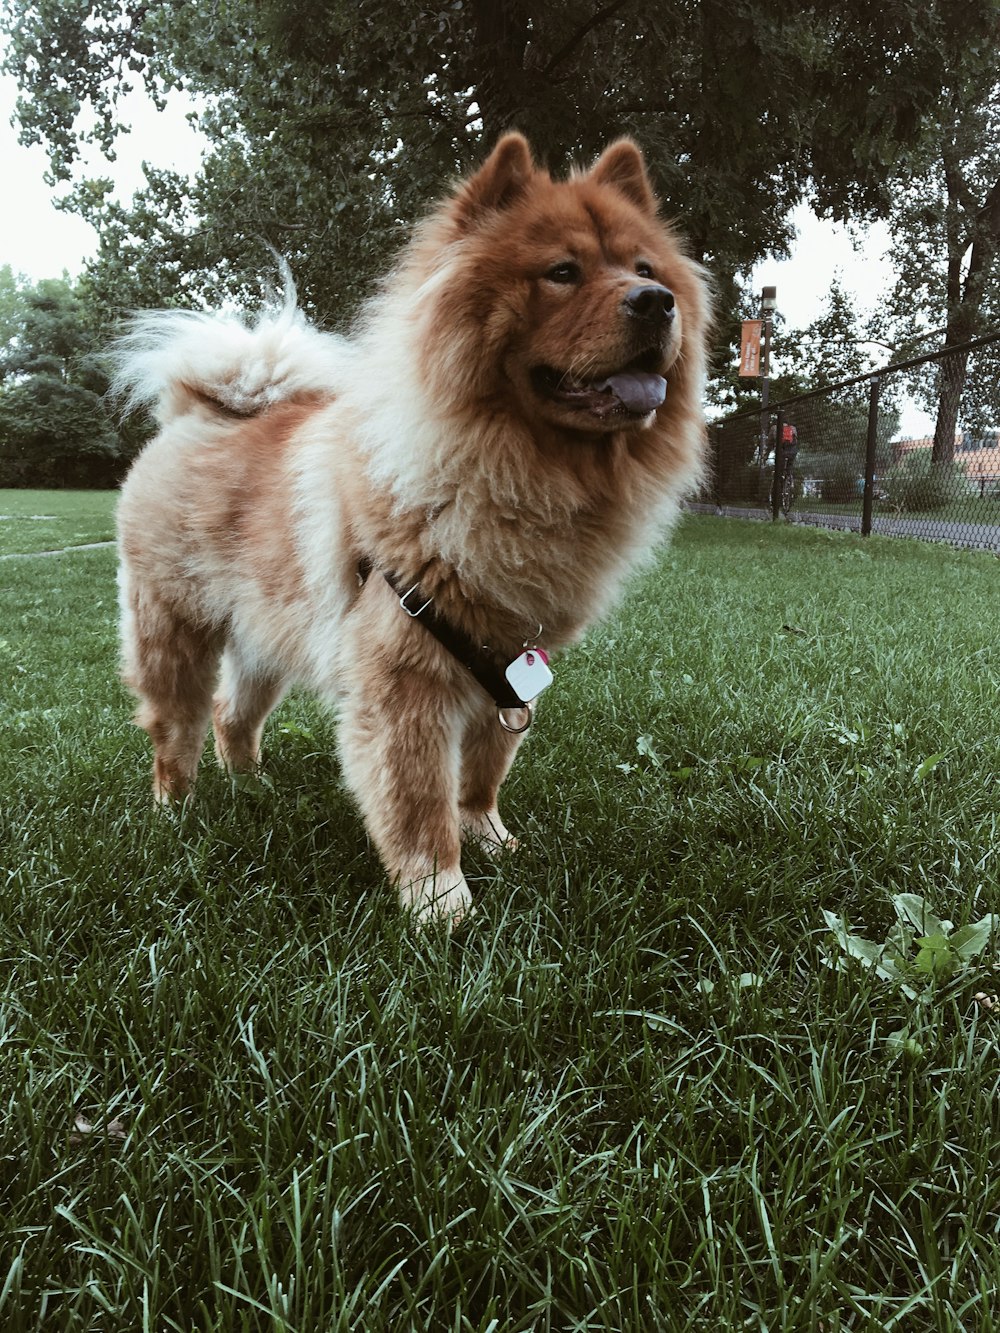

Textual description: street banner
[739,320,762,377]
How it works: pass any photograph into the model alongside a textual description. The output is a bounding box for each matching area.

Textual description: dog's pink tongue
[595,372,667,414]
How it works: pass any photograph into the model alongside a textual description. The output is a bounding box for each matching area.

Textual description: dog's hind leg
[121,579,222,802]
[459,704,524,852]
[212,646,286,775]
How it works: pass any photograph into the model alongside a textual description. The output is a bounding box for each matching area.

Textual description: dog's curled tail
[108,266,344,426]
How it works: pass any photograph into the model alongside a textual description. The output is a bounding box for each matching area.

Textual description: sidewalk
[0,540,115,561]
[686,504,1000,552]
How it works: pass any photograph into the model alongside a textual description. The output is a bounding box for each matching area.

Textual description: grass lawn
[2,498,999,1331]
[0,489,116,556]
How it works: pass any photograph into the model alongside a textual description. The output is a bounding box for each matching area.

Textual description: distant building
[891,429,1000,490]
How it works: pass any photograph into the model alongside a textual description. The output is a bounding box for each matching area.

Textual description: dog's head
[416,134,709,437]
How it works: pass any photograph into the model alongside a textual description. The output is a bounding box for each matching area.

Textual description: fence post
[861,376,881,537]
[771,408,784,521]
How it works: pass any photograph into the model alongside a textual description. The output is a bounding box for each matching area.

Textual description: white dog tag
[504,649,554,703]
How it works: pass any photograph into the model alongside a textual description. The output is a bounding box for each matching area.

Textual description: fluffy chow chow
[113,132,710,926]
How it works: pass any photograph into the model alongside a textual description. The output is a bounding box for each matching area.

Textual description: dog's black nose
[625,284,675,324]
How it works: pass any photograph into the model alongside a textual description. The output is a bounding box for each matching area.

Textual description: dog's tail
[108,264,343,426]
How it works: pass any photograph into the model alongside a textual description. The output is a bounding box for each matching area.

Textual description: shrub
[819,461,860,504]
[719,462,769,504]
[883,447,968,513]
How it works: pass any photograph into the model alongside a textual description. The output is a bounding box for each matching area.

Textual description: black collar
[357,558,526,712]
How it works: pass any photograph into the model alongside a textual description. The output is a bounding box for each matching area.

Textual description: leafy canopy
[0,271,124,485]
[4,0,999,333]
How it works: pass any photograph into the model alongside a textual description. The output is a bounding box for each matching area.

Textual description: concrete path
[0,540,116,561]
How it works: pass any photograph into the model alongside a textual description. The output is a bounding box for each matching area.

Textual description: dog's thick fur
[113,134,710,925]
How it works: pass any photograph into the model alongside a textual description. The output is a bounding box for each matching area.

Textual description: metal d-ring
[399,583,433,617]
[498,702,533,734]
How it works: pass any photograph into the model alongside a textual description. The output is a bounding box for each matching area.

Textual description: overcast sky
[1,69,205,282]
[0,67,932,434]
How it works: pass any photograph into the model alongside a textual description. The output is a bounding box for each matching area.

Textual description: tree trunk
[470,0,530,142]
[932,114,999,466]
[931,345,968,465]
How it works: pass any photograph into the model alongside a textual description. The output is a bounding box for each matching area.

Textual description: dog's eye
[545,262,581,284]
[635,261,655,279]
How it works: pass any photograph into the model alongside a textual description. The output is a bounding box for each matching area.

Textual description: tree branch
[541,0,638,79]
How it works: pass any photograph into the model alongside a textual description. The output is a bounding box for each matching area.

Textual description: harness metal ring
[400,583,433,617]
[498,703,533,734]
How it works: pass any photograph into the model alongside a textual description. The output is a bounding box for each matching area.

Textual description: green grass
[2,497,1000,1331]
[0,489,116,556]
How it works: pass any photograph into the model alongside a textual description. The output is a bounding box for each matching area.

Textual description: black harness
[357,557,529,717]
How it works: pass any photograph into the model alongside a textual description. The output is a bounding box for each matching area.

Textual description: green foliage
[2,2,997,464]
[809,0,1000,224]
[824,892,999,999]
[865,6,1000,454]
[0,274,124,487]
[0,263,27,345]
[815,459,859,504]
[4,0,1000,334]
[882,446,969,513]
[709,411,766,502]
[780,279,882,389]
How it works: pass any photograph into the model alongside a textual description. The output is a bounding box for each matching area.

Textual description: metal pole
[861,376,881,538]
[759,311,772,497]
[759,286,776,513]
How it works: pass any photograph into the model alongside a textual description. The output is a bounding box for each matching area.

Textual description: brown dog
[113,134,710,925]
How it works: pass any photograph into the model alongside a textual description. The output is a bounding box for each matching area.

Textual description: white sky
[0,69,205,280]
[752,212,933,435]
[1,67,932,434]
[752,202,896,333]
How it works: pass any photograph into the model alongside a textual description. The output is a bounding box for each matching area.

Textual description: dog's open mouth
[532,348,667,419]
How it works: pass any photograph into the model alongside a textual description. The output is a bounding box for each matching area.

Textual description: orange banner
[739,320,762,377]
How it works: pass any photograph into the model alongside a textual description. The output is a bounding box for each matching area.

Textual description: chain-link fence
[697,331,1000,551]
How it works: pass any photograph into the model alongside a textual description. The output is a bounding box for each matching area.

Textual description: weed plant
[2,499,999,1331]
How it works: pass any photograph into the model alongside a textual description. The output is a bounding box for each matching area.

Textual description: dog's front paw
[460,807,519,854]
[399,868,474,931]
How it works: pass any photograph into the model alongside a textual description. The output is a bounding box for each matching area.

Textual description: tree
[0,264,26,346]
[5,0,999,340]
[0,274,125,486]
[880,70,1000,462]
[2,0,826,323]
[810,0,1000,464]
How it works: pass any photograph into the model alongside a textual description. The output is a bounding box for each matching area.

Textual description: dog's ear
[589,139,657,214]
[451,133,535,229]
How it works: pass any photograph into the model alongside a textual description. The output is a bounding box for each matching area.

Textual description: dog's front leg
[459,702,524,852]
[337,665,470,927]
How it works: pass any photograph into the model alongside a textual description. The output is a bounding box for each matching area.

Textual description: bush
[883,447,968,513]
[819,462,860,505]
[0,375,125,487]
[719,462,769,504]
